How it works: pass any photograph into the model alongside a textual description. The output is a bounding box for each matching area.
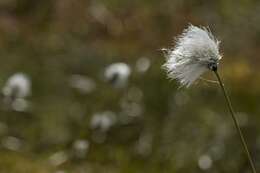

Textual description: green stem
[214,70,257,173]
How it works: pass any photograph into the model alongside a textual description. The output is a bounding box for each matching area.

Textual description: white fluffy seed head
[2,73,31,98]
[163,24,222,87]
[104,62,131,88]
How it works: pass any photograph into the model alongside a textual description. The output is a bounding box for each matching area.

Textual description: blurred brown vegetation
[0,0,260,173]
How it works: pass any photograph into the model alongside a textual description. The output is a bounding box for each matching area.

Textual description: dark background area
[0,0,260,172]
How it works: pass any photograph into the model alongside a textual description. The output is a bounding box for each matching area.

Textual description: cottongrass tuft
[163,24,257,173]
[163,24,222,87]
[69,74,96,94]
[72,139,90,159]
[2,73,31,98]
[104,62,131,88]
[2,73,31,112]
[90,111,117,132]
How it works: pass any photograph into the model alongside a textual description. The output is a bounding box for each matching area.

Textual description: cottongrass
[163,24,257,173]
[69,74,96,94]
[90,111,117,132]
[163,24,221,87]
[72,139,90,159]
[2,73,31,112]
[104,62,131,88]
[2,73,31,98]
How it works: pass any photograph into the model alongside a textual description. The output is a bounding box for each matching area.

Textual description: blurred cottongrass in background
[0,0,260,173]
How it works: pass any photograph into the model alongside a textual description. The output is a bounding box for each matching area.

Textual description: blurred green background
[0,0,260,172]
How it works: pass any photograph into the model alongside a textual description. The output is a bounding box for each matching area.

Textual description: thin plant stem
[214,70,257,173]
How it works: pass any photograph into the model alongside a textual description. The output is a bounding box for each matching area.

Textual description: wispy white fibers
[163,24,222,87]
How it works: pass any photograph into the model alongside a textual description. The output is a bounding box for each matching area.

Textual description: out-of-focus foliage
[0,0,260,172]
